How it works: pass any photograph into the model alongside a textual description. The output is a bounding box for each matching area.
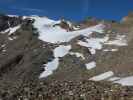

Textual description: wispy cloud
[19,8,44,13]
[10,6,47,14]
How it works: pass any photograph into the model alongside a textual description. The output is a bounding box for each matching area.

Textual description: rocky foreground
[0,13,133,99]
[0,80,133,100]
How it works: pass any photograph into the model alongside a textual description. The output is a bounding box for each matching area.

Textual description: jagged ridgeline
[0,13,133,99]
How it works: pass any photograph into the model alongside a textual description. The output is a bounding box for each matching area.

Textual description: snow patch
[1,44,6,48]
[8,36,17,41]
[8,37,14,41]
[103,49,118,52]
[2,49,6,52]
[8,25,21,35]
[89,48,96,54]
[54,45,71,58]
[73,26,80,30]
[114,76,133,86]
[104,35,127,46]
[78,36,109,54]
[1,29,10,34]
[108,77,120,81]
[1,25,21,35]
[69,52,85,60]
[22,16,28,20]
[40,45,71,78]
[39,58,59,78]
[90,71,114,81]
[85,61,96,70]
[8,15,19,17]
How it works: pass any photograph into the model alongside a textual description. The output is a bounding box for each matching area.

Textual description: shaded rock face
[0,15,54,96]
[0,14,133,99]
[0,14,23,31]
[54,19,74,31]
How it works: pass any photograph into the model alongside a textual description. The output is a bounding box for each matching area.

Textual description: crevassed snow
[85,61,96,70]
[32,16,104,43]
[54,45,71,58]
[69,52,85,59]
[39,58,59,78]
[114,76,133,86]
[90,71,114,81]
[104,35,127,46]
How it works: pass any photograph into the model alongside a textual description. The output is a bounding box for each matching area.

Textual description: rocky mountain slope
[0,13,133,99]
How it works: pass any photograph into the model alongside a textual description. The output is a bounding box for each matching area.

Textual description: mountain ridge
[0,13,133,99]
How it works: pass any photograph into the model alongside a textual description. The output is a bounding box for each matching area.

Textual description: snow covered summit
[31,16,105,43]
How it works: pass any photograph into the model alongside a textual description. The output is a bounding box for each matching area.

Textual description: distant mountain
[0,13,133,99]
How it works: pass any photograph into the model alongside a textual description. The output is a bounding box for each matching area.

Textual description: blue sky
[0,0,133,21]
